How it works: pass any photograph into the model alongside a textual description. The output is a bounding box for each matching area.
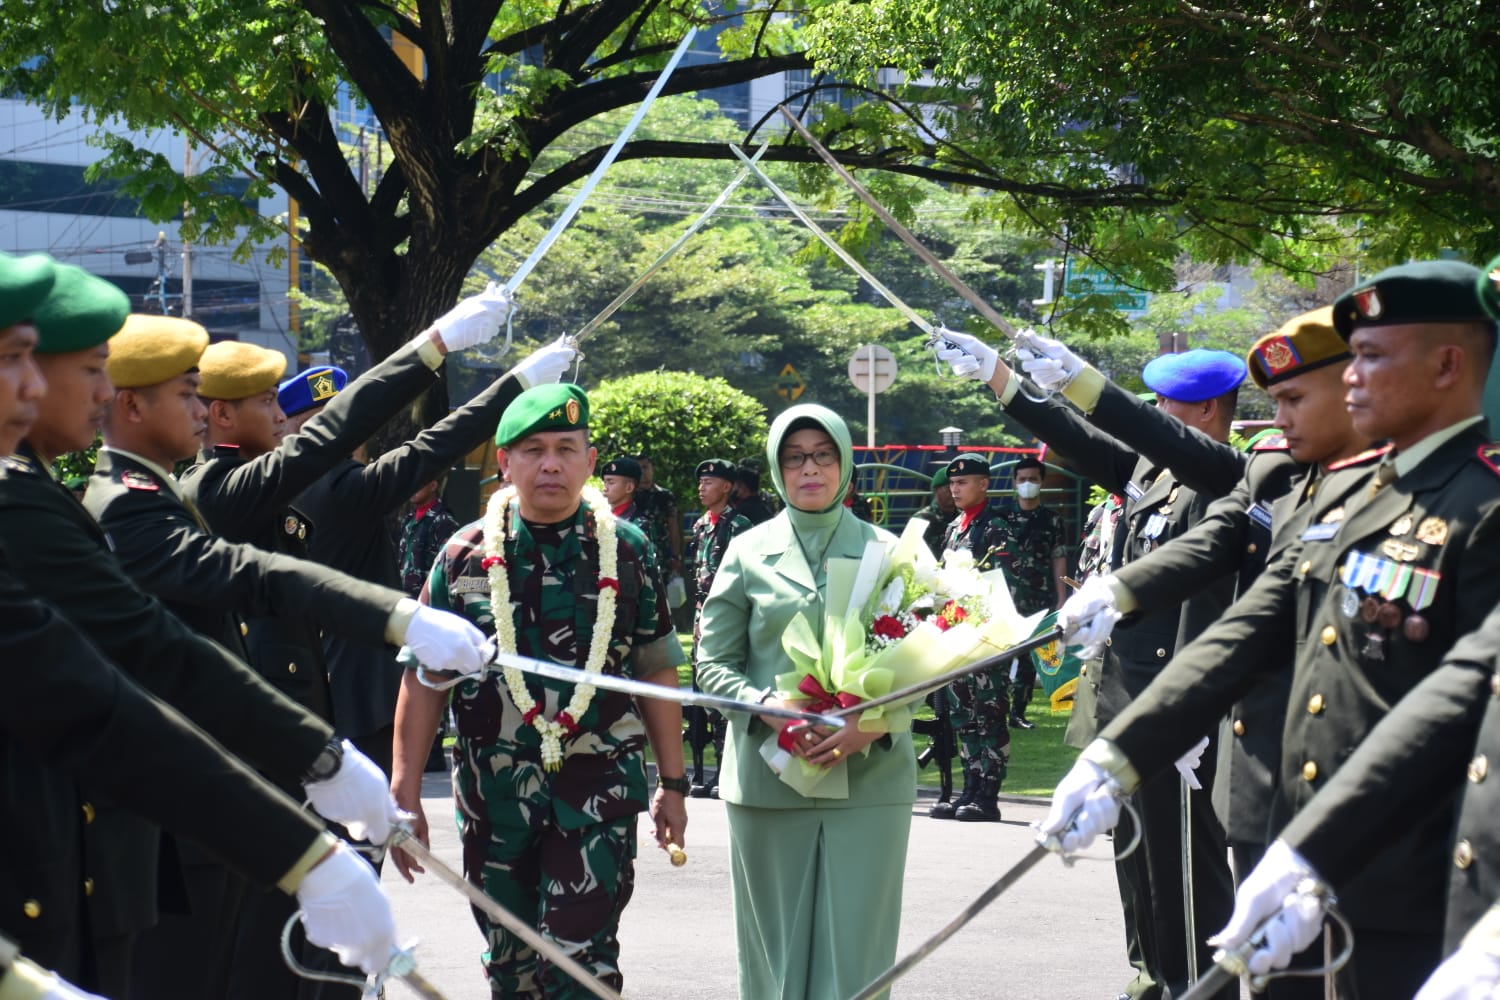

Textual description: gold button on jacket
[1320,626,1336,646]
[1302,760,1318,781]
[1455,839,1475,870]
[1307,694,1325,715]
[22,900,40,918]
[1468,755,1489,783]
[1232,719,1245,736]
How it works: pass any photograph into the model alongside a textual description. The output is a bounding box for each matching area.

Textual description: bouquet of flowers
[761,517,1046,798]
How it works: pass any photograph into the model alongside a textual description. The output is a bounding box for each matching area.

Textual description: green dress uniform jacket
[0,446,331,950]
[1110,439,1306,847]
[0,552,324,981]
[696,509,916,810]
[1277,597,1500,953]
[180,339,440,724]
[293,371,524,747]
[1104,425,1500,941]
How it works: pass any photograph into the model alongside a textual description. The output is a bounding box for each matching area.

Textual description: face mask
[1015,481,1041,500]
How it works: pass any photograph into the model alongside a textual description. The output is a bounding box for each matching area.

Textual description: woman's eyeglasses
[779,448,839,469]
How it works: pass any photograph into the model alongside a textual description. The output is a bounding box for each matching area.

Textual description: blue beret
[1141,349,1246,402]
[278,365,348,417]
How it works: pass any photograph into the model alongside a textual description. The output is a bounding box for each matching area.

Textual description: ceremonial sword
[280,914,450,1000]
[416,649,850,730]
[1176,882,1354,1000]
[571,142,768,344]
[728,143,938,338]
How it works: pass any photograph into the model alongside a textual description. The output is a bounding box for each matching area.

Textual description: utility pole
[154,231,169,315]
[181,141,193,318]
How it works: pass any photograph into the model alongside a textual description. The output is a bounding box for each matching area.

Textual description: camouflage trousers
[949,665,1010,782]
[455,747,638,999]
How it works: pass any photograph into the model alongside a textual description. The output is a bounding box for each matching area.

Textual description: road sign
[848,344,897,394]
[1064,262,1151,314]
[775,363,806,402]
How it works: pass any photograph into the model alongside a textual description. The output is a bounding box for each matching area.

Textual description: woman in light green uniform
[696,403,917,999]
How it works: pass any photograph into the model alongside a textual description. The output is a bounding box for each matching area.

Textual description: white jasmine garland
[482,484,619,772]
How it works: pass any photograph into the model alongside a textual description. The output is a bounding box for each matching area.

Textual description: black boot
[930,768,975,819]
[1009,685,1036,729]
[956,777,1001,822]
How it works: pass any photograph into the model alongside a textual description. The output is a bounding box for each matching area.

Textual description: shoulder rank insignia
[1479,443,1500,477]
[1248,430,1288,452]
[121,471,159,492]
[1416,516,1448,546]
[1327,443,1393,471]
[0,454,38,475]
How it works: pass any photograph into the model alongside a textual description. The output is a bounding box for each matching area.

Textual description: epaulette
[211,443,240,459]
[1249,430,1288,452]
[1478,443,1500,477]
[1326,443,1393,471]
[0,453,39,475]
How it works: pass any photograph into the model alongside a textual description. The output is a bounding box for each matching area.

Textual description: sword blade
[422,648,848,729]
[831,627,1065,719]
[391,828,624,1000]
[848,844,1052,1000]
[574,142,768,343]
[778,107,1021,341]
[1177,964,1239,1000]
[729,143,935,336]
[504,27,698,294]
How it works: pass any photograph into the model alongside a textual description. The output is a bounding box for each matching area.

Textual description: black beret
[1333,260,1493,340]
[695,458,737,481]
[947,453,991,479]
[601,457,641,481]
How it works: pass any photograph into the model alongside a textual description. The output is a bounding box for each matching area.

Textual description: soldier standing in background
[633,454,682,576]
[600,456,643,521]
[685,458,752,797]
[915,465,957,557]
[993,456,1067,728]
[933,453,1010,822]
[731,464,777,525]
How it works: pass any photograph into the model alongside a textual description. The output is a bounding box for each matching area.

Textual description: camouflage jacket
[399,499,460,597]
[689,505,752,611]
[991,504,1065,615]
[914,503,957,558]
[942,503,1008,571]
[422,499,684,827]
[631,484,679,565]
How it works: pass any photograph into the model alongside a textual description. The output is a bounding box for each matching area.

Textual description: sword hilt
[666,842,687,867]
[1206,880,1351,992]
[1033,783,1141,866]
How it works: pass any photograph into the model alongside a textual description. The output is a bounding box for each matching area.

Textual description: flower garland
[482,483,619,771]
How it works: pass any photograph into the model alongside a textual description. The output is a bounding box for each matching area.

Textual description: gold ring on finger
[831,748,842,759]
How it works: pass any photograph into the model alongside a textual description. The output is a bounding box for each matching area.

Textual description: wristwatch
[302,739,344,784]
[657,774,691,795]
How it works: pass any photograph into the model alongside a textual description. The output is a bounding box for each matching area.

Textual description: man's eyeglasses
[779,448,839,469]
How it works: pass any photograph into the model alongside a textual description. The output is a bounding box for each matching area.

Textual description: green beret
[0,253,56,329]
[1246,307,1350,389]
[197,341,288,400]
[495,383,589,447]
[930,466,949,489]
[106,315,210,389]
[1332,260,1493,340]
[32,265,130,354]
[600,457,641,481]
[947,453,991,479]
[1479,255,1500,323]
[695,458,736,481]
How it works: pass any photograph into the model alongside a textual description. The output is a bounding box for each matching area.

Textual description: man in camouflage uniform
[992,456,1067,728]
[391,384,688,1000]
[685,458,752,797]
[399,479,461,597]
[933,453,1010,822]
[915,465,957,557]
[631,455,681,576]
[599,456,642,522]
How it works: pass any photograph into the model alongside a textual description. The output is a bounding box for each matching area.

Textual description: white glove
[40,972,106,1000]
[1034,756,1121,854]
[1414,945,1500,1000]
[1242,889,1326,977]
[304,740,401,845]
[403,605,489,676]
[1016,330,1086,392]
[931,327,999,382]
[295,843,399,975]
[1058,574,1122,658]
[1174,735,1211,791]
[511,336,576,388]
[1209,840,1323,967]
[430,282,514,353]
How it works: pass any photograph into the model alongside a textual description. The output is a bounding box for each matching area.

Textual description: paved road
[381,774,1136,999]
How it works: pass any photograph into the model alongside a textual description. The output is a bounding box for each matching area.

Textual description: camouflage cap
[947,453,991,479]
[106,315,210,388]
[1332,259,1492,340]
[197,341,288,400]
[32,265,130,354]
[600,456,641,481]
[1246,307,1350,389]
[695,458,736,481]
[278,365,348,417]
[0,253,57,329]
[495,382,589,447]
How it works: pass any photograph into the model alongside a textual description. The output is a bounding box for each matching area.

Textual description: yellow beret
[1246,307,1350,389]
[106,315,210,389]
[197,341,287,400]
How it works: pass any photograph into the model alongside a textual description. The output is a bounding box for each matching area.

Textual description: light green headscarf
[766,404,856,570]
